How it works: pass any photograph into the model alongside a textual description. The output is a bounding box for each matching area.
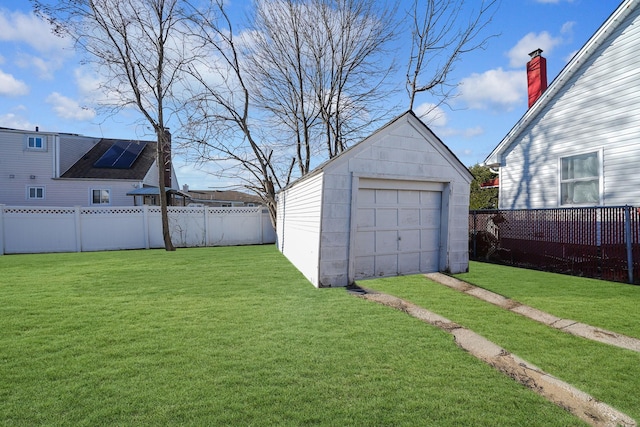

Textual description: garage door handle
[398,236,401,241]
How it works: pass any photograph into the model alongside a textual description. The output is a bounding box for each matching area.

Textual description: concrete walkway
[348,286,636,427]
[424,272,640,353]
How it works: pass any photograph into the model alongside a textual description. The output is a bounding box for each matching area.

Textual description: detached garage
[276,110,472,287]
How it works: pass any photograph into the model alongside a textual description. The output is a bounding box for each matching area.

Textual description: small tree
[469,163,498,210]
[33,0,196,251]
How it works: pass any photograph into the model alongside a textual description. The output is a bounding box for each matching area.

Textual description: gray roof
[62,138,157,180]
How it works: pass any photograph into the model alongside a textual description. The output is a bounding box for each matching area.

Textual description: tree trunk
[157,129,175,251]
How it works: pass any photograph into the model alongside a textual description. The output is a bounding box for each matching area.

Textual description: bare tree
[180,0,397,225]
[247,0,398,174]
[180,1,284,226]
[406,0,499,111]
[33,0,195,251]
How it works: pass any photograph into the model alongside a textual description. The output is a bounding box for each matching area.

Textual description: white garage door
[354,186,442,280]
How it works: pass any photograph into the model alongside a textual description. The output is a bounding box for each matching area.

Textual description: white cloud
[458,68,525,111]
[414,103,448,127]
[507,31,563,68]
[46,92,96,121]
[15,53,64,80]
[0,9,73,78]
[0,9,72,55]
[0,69,29,96]
[0,112,33,130]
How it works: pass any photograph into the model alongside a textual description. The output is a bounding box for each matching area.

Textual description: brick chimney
[162,128,172,189]
[527,48,547,108]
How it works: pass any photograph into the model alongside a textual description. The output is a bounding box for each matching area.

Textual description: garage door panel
[399,229,420,251]
[421,191,442,207]
[375,230,398,253]
[399,208,420,227]
[357,208,375,228]
[421,251,439,272]
[399,252,420,274]
[355,231,375,254]
[376,189,398,204]
[355,256,375,278]
[421,208,441,227]
[376,208,398,227]
[375,254,397,276]
[359,188,376,204]
[421,229,440,247]
[398,190,420,204]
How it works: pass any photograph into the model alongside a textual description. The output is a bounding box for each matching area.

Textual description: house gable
[486,0,640,209]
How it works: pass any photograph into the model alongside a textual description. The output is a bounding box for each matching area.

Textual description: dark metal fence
[469,206,640,284]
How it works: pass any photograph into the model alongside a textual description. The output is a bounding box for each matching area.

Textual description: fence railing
[0,205,276,255]
[469,206,640,284]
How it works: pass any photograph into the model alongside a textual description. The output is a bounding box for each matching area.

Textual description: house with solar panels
[0,126,182,207]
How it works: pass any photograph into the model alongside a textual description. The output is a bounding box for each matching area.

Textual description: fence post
[142,205,150,249]
[472,211,477,259]
[624,205,634,284]
[74,206,82,252]
[0,204,4,256]
[204,207,210,247]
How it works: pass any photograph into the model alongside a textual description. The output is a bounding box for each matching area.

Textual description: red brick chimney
[163,128,172,189]
[526,48,547,108]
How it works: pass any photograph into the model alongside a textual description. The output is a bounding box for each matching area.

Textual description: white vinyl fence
[0,205,276,255]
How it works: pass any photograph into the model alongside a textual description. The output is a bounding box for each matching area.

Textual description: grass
[365,266,640,423]
[454,261,640,338]
[0,246,583,426]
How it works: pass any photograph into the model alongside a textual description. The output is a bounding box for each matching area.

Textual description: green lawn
[365,263,640,423]
[454,261,640,339]
[0,247,584,426]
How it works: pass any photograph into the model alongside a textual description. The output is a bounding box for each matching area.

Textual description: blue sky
[0,0,620,190]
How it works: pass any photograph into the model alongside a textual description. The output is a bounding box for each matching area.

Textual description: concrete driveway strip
[351,289,636,427]
[425,273,640,353]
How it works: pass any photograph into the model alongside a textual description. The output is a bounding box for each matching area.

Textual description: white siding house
[0,127,177,207]
[277,111,473,288]
[485,0,640,209]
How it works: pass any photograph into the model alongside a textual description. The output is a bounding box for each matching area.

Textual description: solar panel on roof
[94,140,147,169]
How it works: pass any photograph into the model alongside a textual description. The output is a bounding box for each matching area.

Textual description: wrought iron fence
[469,206,640,284]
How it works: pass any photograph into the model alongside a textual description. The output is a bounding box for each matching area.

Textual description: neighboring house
[277,111,472,288]
[485,0,640,209]
[184,188,263,207]
[0,126,179,207]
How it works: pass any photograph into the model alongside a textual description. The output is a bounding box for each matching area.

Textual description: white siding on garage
[499,5,640,209]
[277,172,324,286]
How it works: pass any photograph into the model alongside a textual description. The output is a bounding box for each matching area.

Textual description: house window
[91,189,111,205]
[27,186,45,200]
[26,135,45,150]
[560,151,601,205]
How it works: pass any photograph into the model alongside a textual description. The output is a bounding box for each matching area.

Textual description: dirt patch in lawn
[348,287,636,427]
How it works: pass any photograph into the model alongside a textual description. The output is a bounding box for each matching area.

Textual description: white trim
[89,188,112,206]
[25,134,47,151]
[557,148,604,207]
[26,186,46,200]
